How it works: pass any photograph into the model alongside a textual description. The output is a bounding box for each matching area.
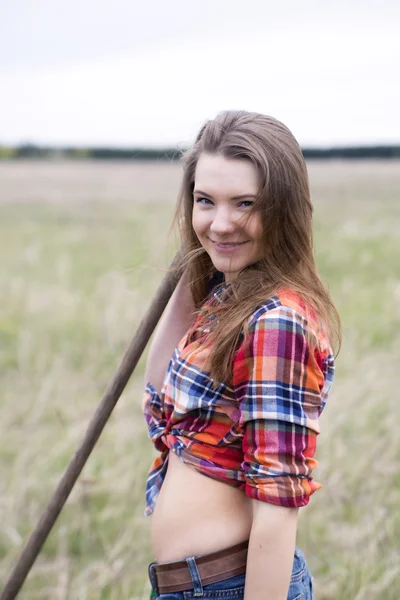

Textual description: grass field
[1,159,399,599]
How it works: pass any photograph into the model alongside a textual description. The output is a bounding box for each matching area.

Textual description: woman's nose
[209,208,236,234]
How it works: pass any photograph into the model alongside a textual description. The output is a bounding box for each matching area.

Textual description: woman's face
[192,153,264,282]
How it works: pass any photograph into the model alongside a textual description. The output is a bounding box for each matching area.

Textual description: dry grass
[0,159,399,599]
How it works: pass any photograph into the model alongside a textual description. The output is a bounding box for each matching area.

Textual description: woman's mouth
[209,239,249,253]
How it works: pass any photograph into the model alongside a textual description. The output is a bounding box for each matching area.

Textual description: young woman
[143,111,340,599]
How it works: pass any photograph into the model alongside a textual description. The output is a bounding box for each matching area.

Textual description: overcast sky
[1,0,399,147]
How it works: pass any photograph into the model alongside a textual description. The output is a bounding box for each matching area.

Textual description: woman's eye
[196,197,213,205]
[238,200,254,208]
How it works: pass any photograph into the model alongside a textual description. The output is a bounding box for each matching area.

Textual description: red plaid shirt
[143,286,335,515]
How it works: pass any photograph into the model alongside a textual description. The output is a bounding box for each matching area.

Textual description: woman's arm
[144,269,195,392]
[233,302,330,596]
[244,502,298,599]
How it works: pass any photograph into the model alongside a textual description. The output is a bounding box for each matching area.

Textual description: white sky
[1,0,399,147]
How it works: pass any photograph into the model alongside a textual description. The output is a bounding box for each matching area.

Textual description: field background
[0,159,399,599]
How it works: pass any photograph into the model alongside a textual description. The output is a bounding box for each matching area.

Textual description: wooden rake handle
[0,252,183,600]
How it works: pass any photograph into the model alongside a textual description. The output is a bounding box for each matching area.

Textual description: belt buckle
[148,562,159,597]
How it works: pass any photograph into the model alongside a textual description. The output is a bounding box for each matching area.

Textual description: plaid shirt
[143,286,335,516]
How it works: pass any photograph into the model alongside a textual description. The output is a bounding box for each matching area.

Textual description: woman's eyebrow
[193,189,212,197]
[193,189,257,200]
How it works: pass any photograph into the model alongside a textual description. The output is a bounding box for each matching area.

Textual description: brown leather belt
[148,540,248,595]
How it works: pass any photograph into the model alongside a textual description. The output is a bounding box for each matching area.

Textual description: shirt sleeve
[232,304,331,508]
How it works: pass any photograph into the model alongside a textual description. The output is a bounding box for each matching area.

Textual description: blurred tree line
[0,144,400,160]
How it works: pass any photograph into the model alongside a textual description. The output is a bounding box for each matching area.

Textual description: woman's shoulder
[247,288,307,325]
[246,288,331,354]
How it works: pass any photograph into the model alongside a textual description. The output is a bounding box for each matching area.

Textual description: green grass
[1,160,399,599]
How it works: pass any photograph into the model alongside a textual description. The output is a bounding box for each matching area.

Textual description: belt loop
[186,556,204,597]
[148,562,159,598]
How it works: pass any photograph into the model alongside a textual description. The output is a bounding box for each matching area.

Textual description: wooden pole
[0,253,183,600]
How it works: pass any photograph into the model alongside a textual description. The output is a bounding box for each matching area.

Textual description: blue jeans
[150,547,314,599]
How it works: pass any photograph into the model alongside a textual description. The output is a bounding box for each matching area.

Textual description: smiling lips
[209,238,249,253]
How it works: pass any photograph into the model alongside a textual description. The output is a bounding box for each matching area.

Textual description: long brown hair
[175,110,341,382]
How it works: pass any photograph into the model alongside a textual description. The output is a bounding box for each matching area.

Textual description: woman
[143,111,340,599]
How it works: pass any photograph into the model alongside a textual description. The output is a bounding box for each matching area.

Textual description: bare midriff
[151,451,253,562]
